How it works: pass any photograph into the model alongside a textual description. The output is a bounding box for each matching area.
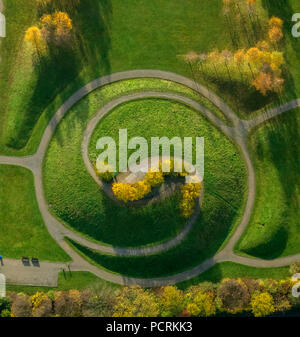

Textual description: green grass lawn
[1,0,299,154]
[177,262,291,289]
[43,79,246,251]
[6,271,120,295]
[0,0,237,156]
[236,108,300,259]
[0,165,70,261]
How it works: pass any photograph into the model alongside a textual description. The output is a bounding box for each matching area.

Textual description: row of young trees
[25,0,76,56]
[25,11,73,55]
[184,0,286,97]
[1,263,300,317]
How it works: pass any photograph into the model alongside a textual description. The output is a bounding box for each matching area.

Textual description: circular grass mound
[43,80,246,254]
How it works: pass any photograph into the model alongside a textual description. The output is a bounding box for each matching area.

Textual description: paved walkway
[0,259,66,287]
[0,70,300,286]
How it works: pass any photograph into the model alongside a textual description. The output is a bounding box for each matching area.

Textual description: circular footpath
[1,69,300,286]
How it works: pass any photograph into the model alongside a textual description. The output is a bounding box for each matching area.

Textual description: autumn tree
[25,26,45,56]
[256,40,270,52]
[113,287,159,317]
[40,11,72,44]
[253,72,284,96]
[251,292,275,317]
[82,287,116,317]
[252,72,273,95]
[31,292,52,317]
[217,279,250,313]
[159,286,184,317]
[185,290,216,317]
[11,293,32,317]
[269,17,283,29]
[290,262,300,275]
[54,290,82,317]
[268,26,283,43]
[234,49,246,64]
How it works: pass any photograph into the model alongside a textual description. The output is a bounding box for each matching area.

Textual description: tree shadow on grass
[7,0,112,150]
[248,106,300,258]
[198,74,278,115]
[63,192,244,278]
[243,226,289,259]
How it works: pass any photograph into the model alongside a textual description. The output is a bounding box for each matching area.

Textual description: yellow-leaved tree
[159,286,185,317]
[186,290,216,317]
[113,287,160,317]
[251,292,275,317]
[41,11,72,44]
[25,26,45,55]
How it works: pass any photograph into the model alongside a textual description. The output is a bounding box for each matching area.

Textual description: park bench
[31,257,40,267]
[22,256,30,264]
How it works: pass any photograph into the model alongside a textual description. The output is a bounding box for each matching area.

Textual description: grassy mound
[43,79,246,251]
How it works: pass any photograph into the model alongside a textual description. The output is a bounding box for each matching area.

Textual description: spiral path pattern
[1,70,300,286]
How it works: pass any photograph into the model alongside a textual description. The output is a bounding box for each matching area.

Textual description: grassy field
[177,262,291,289]
[0,0,232,156]
[1,1,299,155]
[0,165,70,261]
[43,79,246,251]
[6,271,120,295]
[236,108,300,259]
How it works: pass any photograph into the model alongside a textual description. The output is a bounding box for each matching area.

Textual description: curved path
[1,69,300,286]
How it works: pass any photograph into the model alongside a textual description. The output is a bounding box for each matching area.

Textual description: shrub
[145,169,164,187]
[251,292,275,317]
[0,309,11,317]
[179,182,202,218]
[112,181,151,202]
[0,298,11,317]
